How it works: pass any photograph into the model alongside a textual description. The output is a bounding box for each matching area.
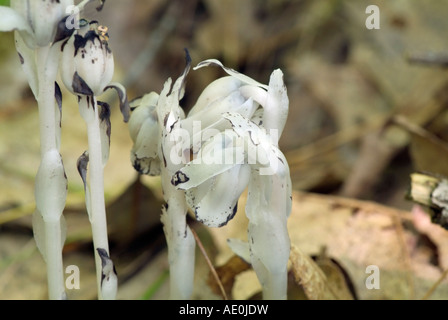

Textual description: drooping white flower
[173,60,290,229]
[129,92,162,175]
[172,61,292,300]
[128,54,292,300]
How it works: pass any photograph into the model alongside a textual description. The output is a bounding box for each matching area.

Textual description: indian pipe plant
[0,0,292,300]
[129,54,292,300]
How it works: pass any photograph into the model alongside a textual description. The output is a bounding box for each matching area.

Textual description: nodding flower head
[128,92,162,176]
[60,20,114,97]
[0,0,74,48]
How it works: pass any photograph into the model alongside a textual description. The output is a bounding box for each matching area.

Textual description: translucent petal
[194,59,268,90]
[0,7,32,33]
[188,76,243,115]
[266,69,289,140]
[130,107,161,175]
[184,164,250,228]
[227,238,251,263]
[14,31,38,98]
[128,92,159,142]
[172,131,244,189]
[182,92,256,135]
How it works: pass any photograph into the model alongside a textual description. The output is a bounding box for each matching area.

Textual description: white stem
[262,270,288,300]
[80,96,112,300]
[249,219,289,300]
[35,46,66,300]
[44,219,66,300]
[161,167,195,300]
[36,46,57,154]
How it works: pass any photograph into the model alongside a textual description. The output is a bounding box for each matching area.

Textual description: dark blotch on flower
[72,72,94,96]
[171,171,190,186]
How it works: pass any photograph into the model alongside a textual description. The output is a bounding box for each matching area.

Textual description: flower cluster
[129,54,292,300]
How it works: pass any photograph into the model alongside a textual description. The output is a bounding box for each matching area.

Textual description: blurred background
[2,0,448,300]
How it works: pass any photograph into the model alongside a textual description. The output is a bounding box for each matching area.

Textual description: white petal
[14,31,38,99]
[130,108,161,175]
[75,37,114,96]
[239,83,286,141]
[172,132,244,189]
[59,35,76,94]
[227,238,251,264]
[188,76,243,115]
[0,7,32,33]
[266,69,289,140]
[182,92,256,135]
[185,164,250,228]
[194,59,268,90]
[28,0,74,46]
[128,92,159,141]
[222,112,273,166]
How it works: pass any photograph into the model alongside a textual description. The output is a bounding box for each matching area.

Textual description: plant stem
[35,46,66,300]
[79,96,112,300]
[36,46,57,154]
[161,166,195,300]
[44,219,65,299]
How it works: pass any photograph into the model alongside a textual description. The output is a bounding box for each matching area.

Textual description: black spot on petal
[104,84,130,122]
[72,72,94,96]
[55,82,63,127]
[18,52,24,65]
[77,151,89,192]
[53,15,75,43]
[171,171,190,186]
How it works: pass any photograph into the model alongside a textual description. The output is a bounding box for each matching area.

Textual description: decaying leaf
[207,255,250,299]
[289,244,328,300]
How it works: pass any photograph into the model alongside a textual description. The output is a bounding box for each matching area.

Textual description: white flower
[173,61,290,228]
[128,92,163,175]
[172,61,292,300]
[60,21,114,97]
[128,55,292,299]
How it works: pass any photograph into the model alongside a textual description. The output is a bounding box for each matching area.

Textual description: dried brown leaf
[290,244,328,300]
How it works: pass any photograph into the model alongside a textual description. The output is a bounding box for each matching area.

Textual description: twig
[190,226,228,300]
[421,268,448,300]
